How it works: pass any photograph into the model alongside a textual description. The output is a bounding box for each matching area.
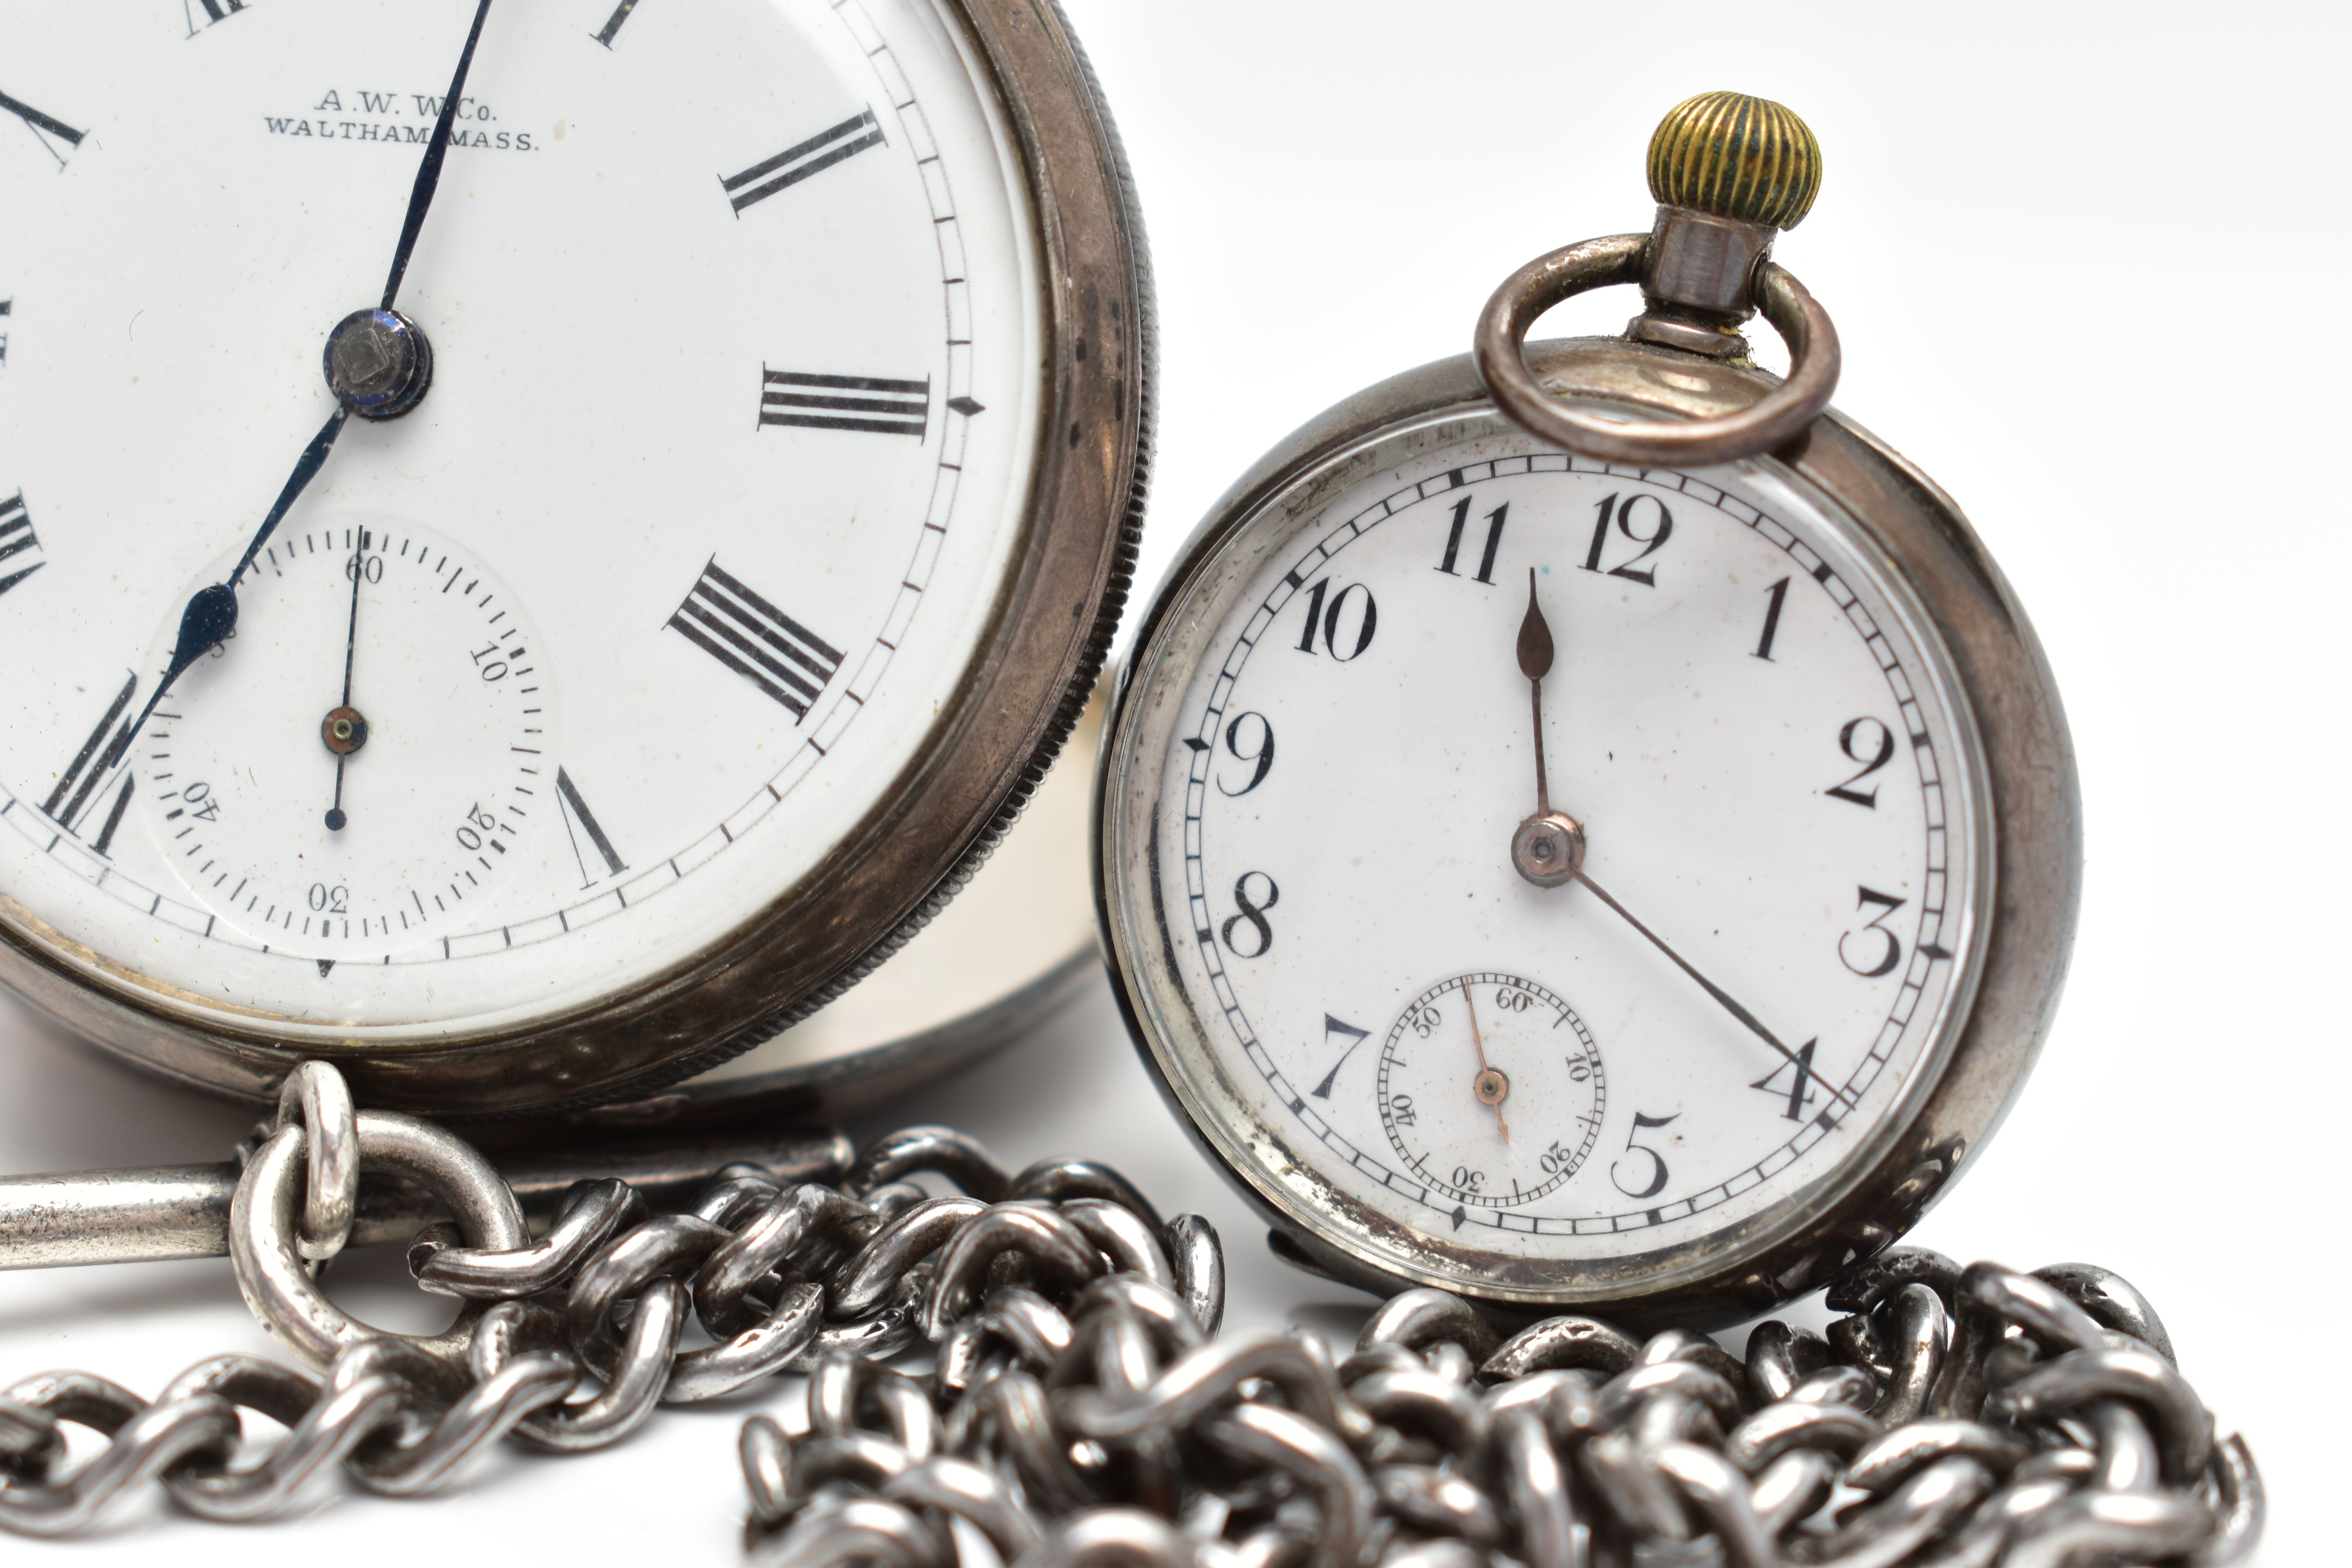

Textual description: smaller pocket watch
[1096,93,2081,1325]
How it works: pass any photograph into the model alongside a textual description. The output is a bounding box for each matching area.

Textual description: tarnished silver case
[0,0,1152,1117]
[1096,338,2080,1327]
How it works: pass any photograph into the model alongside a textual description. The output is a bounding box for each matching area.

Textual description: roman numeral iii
[666,559,844,720]
[721,110,884,214]
[760,370,929,439]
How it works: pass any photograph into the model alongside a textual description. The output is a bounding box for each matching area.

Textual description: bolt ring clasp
[230,1109,528,1371]
[1472,232,1841,468]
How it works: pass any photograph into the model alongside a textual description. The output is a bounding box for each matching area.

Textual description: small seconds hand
[323,530,368,832]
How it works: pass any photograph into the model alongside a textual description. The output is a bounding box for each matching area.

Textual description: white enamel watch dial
[1101,345,2073,1316]
[0,0,1145,1109]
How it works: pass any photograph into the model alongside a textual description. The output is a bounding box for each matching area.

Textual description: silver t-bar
[0,1126,853,1270]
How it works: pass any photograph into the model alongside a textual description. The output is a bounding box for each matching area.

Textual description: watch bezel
[1096,337,2080,1326]
[0,0,1151,1115]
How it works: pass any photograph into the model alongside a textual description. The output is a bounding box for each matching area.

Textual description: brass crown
[1647,92,1822,230]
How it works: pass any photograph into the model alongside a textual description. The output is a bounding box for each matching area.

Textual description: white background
[0,0,2342,1560]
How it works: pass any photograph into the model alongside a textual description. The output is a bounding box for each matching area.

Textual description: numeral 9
[1216,711,1275,797]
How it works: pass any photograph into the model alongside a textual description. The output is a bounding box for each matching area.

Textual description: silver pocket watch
[1096,93,2081,1325]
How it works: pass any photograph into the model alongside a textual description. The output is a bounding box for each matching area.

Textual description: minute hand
[1572,869,1851,1108]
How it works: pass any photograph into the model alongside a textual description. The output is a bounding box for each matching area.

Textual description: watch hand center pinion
[1512,570,1585,888]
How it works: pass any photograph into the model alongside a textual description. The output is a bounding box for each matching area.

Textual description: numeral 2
[1824,717,1895,808]
[1,88,85,170]
[667,559,843,720]
[761,370,928,439]
[44,672,138,854]
[1436,496,1506,583]
[0,492,43,600]
[1582,493,1673,587]
[722,110,884,214]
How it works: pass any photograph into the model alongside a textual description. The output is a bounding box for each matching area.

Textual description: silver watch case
[1096,337,2080,1327]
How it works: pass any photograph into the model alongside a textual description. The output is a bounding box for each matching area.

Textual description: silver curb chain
[0,1064,2263,1566]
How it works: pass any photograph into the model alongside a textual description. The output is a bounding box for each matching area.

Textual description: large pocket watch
[1097,94,2080,1324]
[0,1,1146,1114]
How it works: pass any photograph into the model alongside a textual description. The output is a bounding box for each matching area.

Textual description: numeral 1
[183,0,247,37]
[760,370,928,439]
[721,110,884,214]
[667,559,844,720]
[1,298,11,368]
[0,492,42,600]
[44,672,138,853]
[1435,495,1507,584]
[1,88,86,170]
[1753,575,1789,660]
[592,0,640,46]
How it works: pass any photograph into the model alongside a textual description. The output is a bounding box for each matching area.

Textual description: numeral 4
[761,370,928,439]
[722,110,884,214]
[0,492,43,601]
[667,559,844,720]
[1749,1040,1823,1122]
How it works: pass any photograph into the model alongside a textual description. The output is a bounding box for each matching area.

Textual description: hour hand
[1511,569,1585,887]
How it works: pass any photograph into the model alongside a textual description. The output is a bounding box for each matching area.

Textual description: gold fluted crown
[1647,92,1822,230]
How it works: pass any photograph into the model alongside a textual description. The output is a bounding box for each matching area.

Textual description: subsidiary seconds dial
[138,520,551,950]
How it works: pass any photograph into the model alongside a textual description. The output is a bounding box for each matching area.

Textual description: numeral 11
[1436,495,1507,584]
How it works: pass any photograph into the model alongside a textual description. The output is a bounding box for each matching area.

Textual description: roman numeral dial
[666,559,844,721]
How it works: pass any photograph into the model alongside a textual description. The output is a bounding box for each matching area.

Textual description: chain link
[0,1071,1225,1535]
[0,1064,2266,1566]
[742,1255,2263,1568]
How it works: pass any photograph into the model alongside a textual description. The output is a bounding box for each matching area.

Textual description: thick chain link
[0,1065,2265,1566]
[760,1252,2262,1568]
[0,1071,1222,1534]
